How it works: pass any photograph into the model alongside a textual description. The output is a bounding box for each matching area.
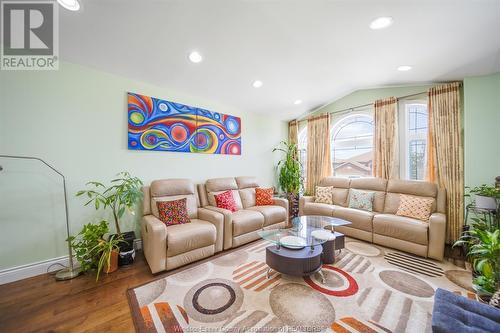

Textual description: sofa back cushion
[205,177,243,210]
[239,188,256,208]
[384,179,438,214]
[149,179,199,219]
[319,177,350,206]
[236,176,259,189]
[350,178,387,212]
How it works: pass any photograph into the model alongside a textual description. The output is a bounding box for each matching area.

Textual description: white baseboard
[0,238,143,285]
[0,255,70,285]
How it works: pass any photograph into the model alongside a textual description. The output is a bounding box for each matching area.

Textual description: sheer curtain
[373,97,399,179]
[306,114,332,194]
[427,82,463,243]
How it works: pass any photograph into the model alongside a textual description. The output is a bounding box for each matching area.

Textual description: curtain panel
[373,97,399,179]
[306,114,332,195]
[288,120,298,146]
[426,82,464,243]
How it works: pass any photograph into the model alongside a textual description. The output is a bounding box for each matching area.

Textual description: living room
[1,0,499,332]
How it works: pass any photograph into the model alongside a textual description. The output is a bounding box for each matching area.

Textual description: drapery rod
[297,90,427,123]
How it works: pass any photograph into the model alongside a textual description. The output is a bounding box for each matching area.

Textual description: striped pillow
[396,194,434,221]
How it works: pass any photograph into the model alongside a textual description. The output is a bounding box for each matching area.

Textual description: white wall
[0,62,287,270]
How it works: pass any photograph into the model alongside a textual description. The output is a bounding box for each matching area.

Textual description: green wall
[463,72,500,188]
[0,63,287,270]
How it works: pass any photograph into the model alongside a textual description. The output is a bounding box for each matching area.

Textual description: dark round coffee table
[258,216,352,282]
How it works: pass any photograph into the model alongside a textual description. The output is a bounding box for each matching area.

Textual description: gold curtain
[373,97,399,179]
[288,120,298,145]
[427,82,464,243]
[306,114,332,194]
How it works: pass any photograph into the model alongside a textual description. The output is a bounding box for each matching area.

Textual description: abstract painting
[127,92,241,155]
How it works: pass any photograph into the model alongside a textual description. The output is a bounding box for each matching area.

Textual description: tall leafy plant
[77,171,143,235]
[455,217,500,296]
[273,141,303,194]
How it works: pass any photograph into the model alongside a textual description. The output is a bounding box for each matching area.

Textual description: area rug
[127,238,474,333]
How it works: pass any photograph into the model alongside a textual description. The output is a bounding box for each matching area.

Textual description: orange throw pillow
[255,187,274,206]
[396,194,434,221]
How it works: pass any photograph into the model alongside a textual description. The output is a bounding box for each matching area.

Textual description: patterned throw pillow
[348,189,375,212]
[255,187,274,206]
[156,198,191,226]
[214,190,238,212]
[396,194,434,221]
[315,186,334,204]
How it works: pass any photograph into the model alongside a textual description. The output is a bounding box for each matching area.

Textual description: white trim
[0,237,143,285]
[0,255,69,285]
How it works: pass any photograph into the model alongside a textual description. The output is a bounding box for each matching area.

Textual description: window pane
[331,114,374,178]
[408,140,426,180]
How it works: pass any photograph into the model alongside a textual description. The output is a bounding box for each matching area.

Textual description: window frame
[330,111,374,178]
[398,99,429,180]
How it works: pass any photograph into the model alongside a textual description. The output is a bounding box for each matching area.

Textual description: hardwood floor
[0,252,159,333]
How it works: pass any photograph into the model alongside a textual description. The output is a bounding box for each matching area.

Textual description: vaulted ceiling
[59,0,500,120]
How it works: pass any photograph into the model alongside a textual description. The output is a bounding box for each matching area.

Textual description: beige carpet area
[127,238,474,333]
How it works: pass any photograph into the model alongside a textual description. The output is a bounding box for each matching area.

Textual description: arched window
[331,114,374,178]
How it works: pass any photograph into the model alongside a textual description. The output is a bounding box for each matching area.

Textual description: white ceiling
[59,0,500,120]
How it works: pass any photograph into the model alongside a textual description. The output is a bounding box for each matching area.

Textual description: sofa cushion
[152,194,198,219]
[215,190,238,212]
[303,202,335,216]
[232,210,265,236]
[208,190,243,210]
[350,178,387,212]
[348,189,375,212]
[396,194,434,221]
[247,205,286,226]
[166,219,216,257]
[332,206,374,232]
[239,188,256,208]
[236,176,259,189]
[156,198,191,226]
[255,187,274,206]
[373,214,428,245]
[384,192,437,214]
[315,186,334,204]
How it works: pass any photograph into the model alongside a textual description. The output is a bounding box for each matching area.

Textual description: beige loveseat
[299,177,446,261]
[198,176,289,250]
[141,179,224,273]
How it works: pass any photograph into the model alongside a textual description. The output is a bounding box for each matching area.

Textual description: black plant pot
[110,231,136,266]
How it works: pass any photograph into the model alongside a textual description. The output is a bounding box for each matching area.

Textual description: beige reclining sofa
[299,177,446,260]
[141,179,224,273]
[198,176,288,250]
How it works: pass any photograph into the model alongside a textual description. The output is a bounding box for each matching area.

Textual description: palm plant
[77,171,143,235]
[273,141,303,194]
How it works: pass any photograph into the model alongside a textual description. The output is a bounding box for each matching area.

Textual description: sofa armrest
[428,213,446,261]
[141,215,167,273]
[273,197,289,226]
[198,208,224,253]
[204,206,234,250]
[299,196,314,216]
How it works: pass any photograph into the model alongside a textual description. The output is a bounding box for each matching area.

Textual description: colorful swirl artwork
[127,92,241,155]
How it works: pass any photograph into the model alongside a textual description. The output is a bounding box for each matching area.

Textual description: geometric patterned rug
[127,238,474,333]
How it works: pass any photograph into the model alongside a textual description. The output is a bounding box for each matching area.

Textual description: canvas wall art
[127,92,241,155]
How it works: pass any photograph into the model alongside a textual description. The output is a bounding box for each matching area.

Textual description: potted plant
[466,184,500,210]
[273,141,303,220]
[454,218,500,302]
[93,234,124,278]
[77,171,143,265]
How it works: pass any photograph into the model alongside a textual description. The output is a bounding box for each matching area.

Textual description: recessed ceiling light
[397,65,412,71]
[188,51,203,63]
[294,100,302,105]
[57,0,80,11]
[369,17,393,30]
[252,80,263,88]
